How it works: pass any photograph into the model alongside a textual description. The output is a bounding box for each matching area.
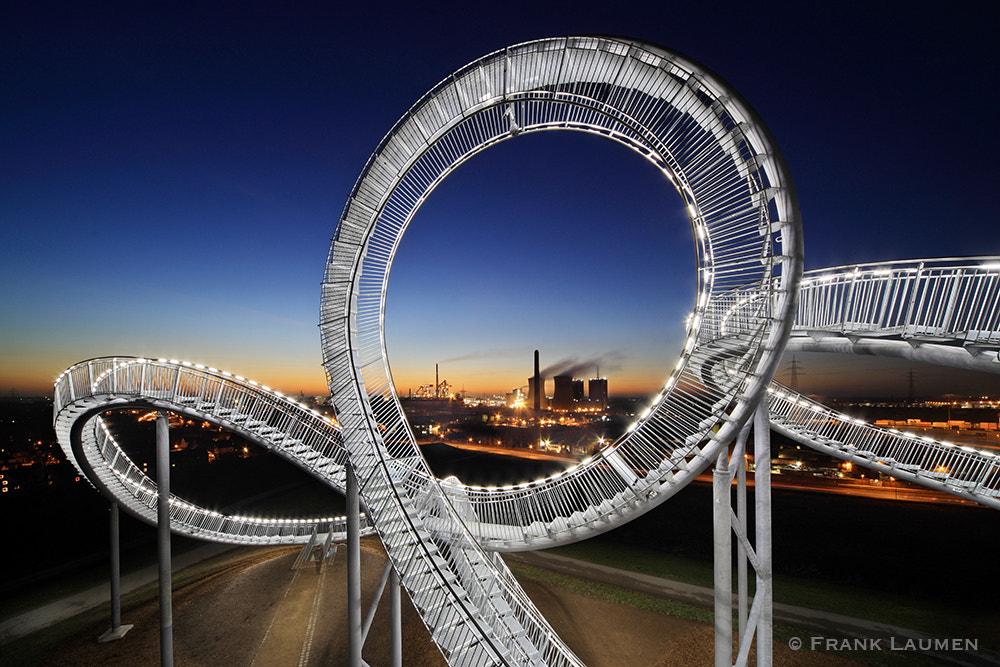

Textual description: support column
[156,411,174,667]
[736,438,748,640]
[713,448,732,667]
[390,567,402,667]
[347,468,362,667]
[110,502,122,631]
[754,401,773,667]
[98,502,133,642]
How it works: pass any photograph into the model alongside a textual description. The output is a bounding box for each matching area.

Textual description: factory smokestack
[534,350,542,449]
[436,363,439,399]
[533,350,540,413]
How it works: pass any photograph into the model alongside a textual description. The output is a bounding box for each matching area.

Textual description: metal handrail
[54,357,372,545]
[794,260,1000,344]
[766,383,1000,509]
[46,32,999,667]
[53,260,1000,548]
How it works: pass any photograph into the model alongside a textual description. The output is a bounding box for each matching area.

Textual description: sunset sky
[3,2,998,399]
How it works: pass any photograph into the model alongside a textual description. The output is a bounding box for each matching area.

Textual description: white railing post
[901,261,926,337]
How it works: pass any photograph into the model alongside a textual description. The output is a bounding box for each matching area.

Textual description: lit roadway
[688,474,982,507]
[767,476,982,506]
[428,439,982,507]
[427,438,580,464]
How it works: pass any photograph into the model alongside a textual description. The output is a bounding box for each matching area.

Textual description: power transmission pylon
[785,356,804,393]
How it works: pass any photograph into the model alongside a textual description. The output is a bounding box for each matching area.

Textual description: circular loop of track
[322,36,802,544]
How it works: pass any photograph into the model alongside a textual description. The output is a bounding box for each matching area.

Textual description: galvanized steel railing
[766,384,1000,509]
[53,357,371,545]
[52,36,1000,667]
[53,353,1000,551]
[794,258,1000,344]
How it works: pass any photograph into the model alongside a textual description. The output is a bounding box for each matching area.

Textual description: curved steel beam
[52,36,1000,667]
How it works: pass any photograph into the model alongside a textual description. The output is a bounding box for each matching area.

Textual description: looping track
[318,36,800,665]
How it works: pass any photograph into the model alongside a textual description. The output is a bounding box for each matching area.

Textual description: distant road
[422,439,579,464]
[761,476,980,506]
[424,439,981,507]
[894,427,1000,454]
[687,473,982,506]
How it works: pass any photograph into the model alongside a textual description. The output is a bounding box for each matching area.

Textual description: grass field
[546,538,1000,652]
[508,559,953,667]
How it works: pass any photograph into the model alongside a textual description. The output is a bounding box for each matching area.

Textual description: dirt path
[16,541,860,666]
[249,556,331,665]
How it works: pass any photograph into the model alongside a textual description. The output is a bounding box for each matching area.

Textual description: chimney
[534,350,542,449]
[435,363,439,399]
[533,350,541,413]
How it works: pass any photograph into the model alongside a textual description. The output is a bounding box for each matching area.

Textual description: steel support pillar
[713,448,732,667]
[156,411,174,667]
[109,502,122,631]
[347,467,362,667]
[736,434,748,641]
[390,567,402,667]
[361,562,394,643]
[357,557,402,664]
[716,407,773,667]
[98,501,133,642]
[754,400,773,667]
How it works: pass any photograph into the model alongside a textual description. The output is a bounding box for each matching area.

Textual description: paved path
[508,550,1000,666]
[250,555,331,666]
[0,542,235,644]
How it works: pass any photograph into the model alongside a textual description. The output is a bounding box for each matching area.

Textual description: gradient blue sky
[3,2,998,398]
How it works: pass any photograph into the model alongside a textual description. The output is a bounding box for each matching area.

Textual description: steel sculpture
[50,35,1000,667]
[320,35,801,666]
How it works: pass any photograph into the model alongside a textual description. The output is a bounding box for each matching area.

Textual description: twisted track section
[766,384,1000,509]
[767,257,1000,509]
[695,258,1000,508]
[53,357,372,545]
[51,346,1000,553]
[52,256,1000,553]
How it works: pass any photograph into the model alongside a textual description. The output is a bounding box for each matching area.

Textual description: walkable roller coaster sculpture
[53,37,1000,666]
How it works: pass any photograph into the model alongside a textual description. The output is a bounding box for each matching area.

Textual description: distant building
[589,378,608,410]
[527,376,546,410]
[552,375,574,411]
[505,388,526,408]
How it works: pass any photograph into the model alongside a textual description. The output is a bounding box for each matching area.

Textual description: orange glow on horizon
[390,368,665,398]
[7,353,664,400]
